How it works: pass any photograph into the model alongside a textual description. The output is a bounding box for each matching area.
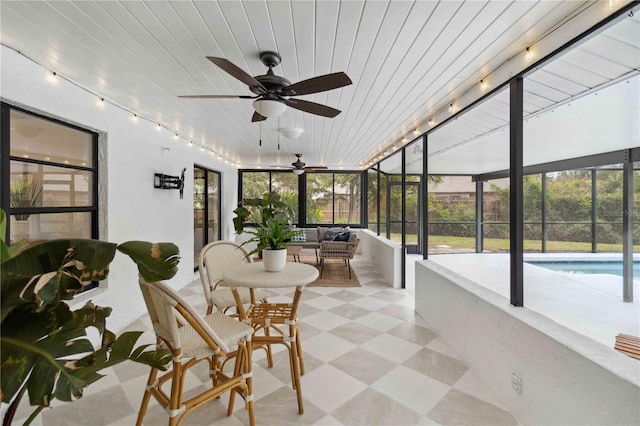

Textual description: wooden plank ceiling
[1,1,635,172]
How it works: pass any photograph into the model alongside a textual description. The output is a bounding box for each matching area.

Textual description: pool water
[527,260,640,277]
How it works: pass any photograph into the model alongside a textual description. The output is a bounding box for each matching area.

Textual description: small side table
[287,245,302,262]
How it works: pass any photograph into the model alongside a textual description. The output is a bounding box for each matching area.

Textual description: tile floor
[14,257,519,426]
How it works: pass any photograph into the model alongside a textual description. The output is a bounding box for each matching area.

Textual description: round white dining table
[222,261,319,290]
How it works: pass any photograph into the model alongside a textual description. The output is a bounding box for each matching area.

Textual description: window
[2,104,98,244]
[306,172,361,226]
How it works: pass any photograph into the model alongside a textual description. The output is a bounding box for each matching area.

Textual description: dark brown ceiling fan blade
[251,111,267,122]
[282,98,341,118]
[282,72,352,96]
[305,166,328,171]
[179,94,257,99]
[207,56,267,94]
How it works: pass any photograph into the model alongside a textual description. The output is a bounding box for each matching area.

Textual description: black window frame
[1,103,100,290]
[238,169,364,228]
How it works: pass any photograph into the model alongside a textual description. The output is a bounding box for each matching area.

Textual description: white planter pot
[262,248,287,272]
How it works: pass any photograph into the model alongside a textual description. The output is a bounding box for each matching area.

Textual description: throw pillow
[324,230,342,241]
[332,231,350,242]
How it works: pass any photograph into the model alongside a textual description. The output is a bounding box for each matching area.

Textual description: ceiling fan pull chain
[259,120,262,147]
[277,116,280,150]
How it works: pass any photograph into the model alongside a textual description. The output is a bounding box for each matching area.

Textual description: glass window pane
[194,169,206,261]
[546,224,592,252]
[334,173,361,225]
[306,173,333,224]
[367,169,378,232]
[483,178,510,222]
[10,161,94,208]
[380,172,388,233]
[10,109,94,166]
[242,172,269,199]
[482,224,510,252]
[207,171,220,241]
[546,170,591,222]
[272,172,299,223]
[596,166,623,223]
[428,176,476,254]
[10,212,92,243]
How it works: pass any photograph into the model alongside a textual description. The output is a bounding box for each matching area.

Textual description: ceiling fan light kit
[253,99,287,117]
[292,168,305,175]
[280,127,304,139]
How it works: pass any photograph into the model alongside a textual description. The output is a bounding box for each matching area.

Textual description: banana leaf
[117,241,180,282]
[0,210,177,424]
[1,301,172,408]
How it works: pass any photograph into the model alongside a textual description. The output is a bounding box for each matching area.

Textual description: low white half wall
[359,230,401,288]
[415,260,640,425]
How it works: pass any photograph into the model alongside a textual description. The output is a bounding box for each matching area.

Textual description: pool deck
[425,253,640,348]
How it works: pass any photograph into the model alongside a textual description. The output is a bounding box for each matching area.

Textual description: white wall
[1,46,239,330]
[359,229,402,288]
[415,260,640,425]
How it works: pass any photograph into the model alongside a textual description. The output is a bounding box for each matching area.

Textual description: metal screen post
[476,180,483,253]
[541,172,547,253]
[423,134,429,259]
[510,78,524,307]
[622,153,633,302]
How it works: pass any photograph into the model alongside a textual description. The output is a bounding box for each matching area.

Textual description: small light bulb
[156,124,162,131]
[525,47,532,61]
[480,79,487,91]
[429,118,434,126]
[131,113,138,122]
[174,133,179,140]
[449,103,454,113]
[413,128,420,136]
[48,71,58,84]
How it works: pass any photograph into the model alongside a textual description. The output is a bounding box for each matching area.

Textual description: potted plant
[0,209,177,425]
[233,192,299,271]
[233,191,295,235]
[240,218,300,271]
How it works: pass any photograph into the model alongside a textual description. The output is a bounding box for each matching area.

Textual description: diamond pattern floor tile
[31,255,517,426]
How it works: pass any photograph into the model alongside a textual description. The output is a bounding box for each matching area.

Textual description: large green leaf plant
[0,210,178,425]
[233,192,300,258]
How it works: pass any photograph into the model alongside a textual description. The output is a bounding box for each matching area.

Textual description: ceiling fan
[180,51,352,122]
[286,154,328,175]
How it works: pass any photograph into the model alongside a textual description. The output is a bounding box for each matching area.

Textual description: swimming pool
[526,260,640,277]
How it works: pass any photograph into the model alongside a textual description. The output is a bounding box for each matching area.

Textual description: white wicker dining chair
[136,279,256,426]
[199,241,269,316]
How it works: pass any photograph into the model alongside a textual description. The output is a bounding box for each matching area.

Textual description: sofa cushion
[305,228,318,242]
[347,233,358,243]
[318,226,328,241]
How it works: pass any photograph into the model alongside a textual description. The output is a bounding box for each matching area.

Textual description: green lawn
[388,233,640,252]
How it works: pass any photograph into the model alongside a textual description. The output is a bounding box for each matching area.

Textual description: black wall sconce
[154,168,186,199]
